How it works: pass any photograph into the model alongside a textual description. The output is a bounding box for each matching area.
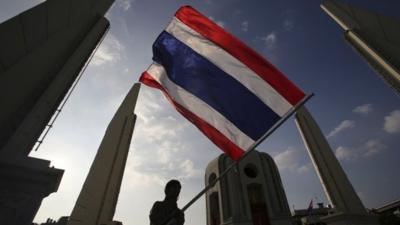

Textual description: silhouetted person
[150,180,185,225]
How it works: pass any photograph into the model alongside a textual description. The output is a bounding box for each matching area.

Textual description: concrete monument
[205,150,293,225]
[295,106,379,225]
[321,0,400,95]
[67,84,140,225]
[0,0,114,224]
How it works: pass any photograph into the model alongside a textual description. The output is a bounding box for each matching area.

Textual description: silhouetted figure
[150,180,185,225]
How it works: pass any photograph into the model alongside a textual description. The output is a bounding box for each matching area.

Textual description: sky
[1,0,400,224]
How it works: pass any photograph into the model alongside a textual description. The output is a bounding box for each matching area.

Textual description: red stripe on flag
[175,6,305,105]
[140,72,245,161]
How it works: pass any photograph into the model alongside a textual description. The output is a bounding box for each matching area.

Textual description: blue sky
[1,0,400,224]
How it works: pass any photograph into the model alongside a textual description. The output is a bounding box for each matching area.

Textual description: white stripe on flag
[166,17,293,117]
[146,63,255,150]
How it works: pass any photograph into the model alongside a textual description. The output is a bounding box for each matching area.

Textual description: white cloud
[297,164,312,174]
[120,88,202,191]
[283,19,294,31]
[282,9,295,31]
[364,139,386,157]
[125,141,201,188]
[273,147,309,173]
[91,34,123,66]
[208,16,225,28]
[327,120,355,138]
[124,156,167,188]
[274,148,296,170]
[178,159,201,179]
[117,0,133,11]
[260,32,277,50]
[353,103,373,115]
[335,146,356,160]
[241,20,249,32]
[335,139,386,161]
[383,110,400,134]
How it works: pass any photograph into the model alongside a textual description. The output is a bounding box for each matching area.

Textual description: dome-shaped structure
[205,150,293,225]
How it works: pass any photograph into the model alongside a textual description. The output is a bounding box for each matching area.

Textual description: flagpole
[180,93,314,212]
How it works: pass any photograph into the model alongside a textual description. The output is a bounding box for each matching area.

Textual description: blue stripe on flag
[152,31,281,140]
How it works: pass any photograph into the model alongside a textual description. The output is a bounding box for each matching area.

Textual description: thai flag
[140,6,305,161]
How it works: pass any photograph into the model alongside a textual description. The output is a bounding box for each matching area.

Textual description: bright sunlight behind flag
[139,6,306,161]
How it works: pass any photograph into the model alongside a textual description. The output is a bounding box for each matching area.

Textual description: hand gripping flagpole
[160,93,314,225]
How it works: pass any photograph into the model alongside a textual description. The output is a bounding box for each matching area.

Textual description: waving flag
[140,6,306,161]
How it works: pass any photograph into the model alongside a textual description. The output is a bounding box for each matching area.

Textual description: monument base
[0,157,64,225]
[321,212,380,225]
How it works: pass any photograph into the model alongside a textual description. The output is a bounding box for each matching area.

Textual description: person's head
[164,179,181,201]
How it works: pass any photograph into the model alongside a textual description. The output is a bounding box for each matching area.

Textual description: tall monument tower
[205,150,293,225]
[0,0,114,224]
[67,84,140,225]
[321,0,400,95]
[295,106,379,225]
